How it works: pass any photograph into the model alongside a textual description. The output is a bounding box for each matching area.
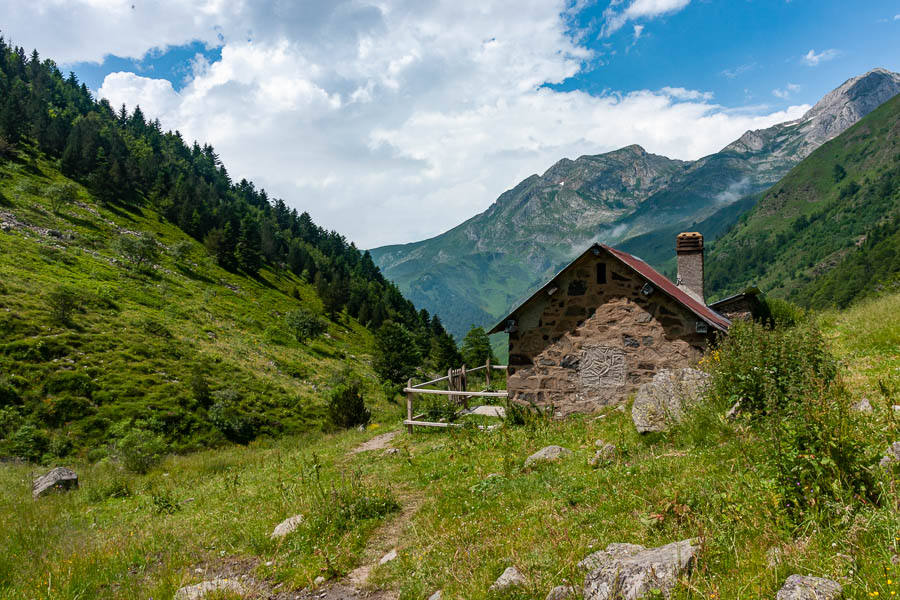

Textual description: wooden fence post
[406,378,414,435]
[485,357,491,388]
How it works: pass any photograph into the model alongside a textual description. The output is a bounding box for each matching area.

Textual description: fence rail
[404,359,509,432]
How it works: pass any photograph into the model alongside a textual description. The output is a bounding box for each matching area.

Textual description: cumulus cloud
[801,48,839,66]
[602,0,691,37]
[772,83,801,99]
[9,1,809,248]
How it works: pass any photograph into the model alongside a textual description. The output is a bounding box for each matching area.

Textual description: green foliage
[460,326,497,368]
[326,381,371,429]
[86,477,132,502]
[46,285,81,325]
[284,308,327,343]
[6,424,49,462]
[168,240,193,264]
[755,296,807,327]
[115,426,168,474]
[704,320,836,413]
[373,322,420,384]
[209,389,263,444]
[46,182,79,215]
[114,233,160,269]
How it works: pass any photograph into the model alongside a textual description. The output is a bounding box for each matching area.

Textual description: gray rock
[545,584,580,600]
[589,443,617,467]
[632,369,709,433]
[879,442,900,468]
[776,575,842,600]
[379,549,398,565]
[489,566,527,591]
[851,398,873,413]
[582,539,699,600]
[384,448,401,456]
[32,467,78,499]
[270,514,303,539]
[314,576,326,585]
[525,445,572,468]
[174,578,247,600]
[725,400,742,421]
[428,591,442,600]
[578,544,646,571]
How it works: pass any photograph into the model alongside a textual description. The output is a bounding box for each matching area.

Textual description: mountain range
[370,68,900,340]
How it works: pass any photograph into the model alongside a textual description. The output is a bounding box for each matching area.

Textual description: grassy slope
[0,148,380,456]
[3,294,900,599]
[705,92,900,304]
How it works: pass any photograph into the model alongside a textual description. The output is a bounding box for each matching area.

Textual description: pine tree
[235,217,262,275]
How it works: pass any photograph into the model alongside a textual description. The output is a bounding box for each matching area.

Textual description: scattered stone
[379,549,398,565]
[879,442,900,468]
[725,400,742,421]
[32,467,78,499]
[615,405,626,413]
[893,405,900,413]
[314,576,325,585]
[428,591,442,600]
[525,445,572,468]
[174,578,247,600]
[545,584,580,600]
[589,443,617,467]
[489,566,527,591]
[775,575,842,600]
[581,539,699,600]
[851,397,873,413]
[384,448,401,456]
[270,515,304,539]
[632,368,709,433]
[458,405,506,418]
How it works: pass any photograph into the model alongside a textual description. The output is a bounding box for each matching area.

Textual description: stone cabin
[489,232,731,416]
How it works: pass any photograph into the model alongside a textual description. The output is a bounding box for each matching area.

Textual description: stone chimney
[676,232,704,304]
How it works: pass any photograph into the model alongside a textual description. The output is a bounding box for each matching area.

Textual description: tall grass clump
[703,319,876,520]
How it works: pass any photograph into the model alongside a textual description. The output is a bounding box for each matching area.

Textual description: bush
[168,240,193,264]
[114,233,160,269]
[6,424,49,463]
[116,427,167,474]
[47,182,79,215]
[326,381,371,429]
[46,286,81,325]
[755,297,807,327]
[703,320,836,413]
[284,308,327,343]
[0,379,20,408]
[209,389,262,443]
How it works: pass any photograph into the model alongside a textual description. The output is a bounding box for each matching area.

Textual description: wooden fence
[403,359,508,432]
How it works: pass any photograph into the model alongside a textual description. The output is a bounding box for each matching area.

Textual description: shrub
[114,233,160,269]
[46,286,81,325]
[755,296,807,327]
[209,389,262,443]
[47,182,79,215]
[168,240,193,264]
[115,427,167,474]
[284,308,327,343]
[0,379,20,408]
[87,477,131,502]
[373,322,420,384]
[44,370,96,398]
[6,424,49,463]
[703,320,836,413]
[326,381,371,429]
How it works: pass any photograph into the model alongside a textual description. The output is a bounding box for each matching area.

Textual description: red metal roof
[490,242,730,334]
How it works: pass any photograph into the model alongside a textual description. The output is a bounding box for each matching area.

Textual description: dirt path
[349,431,400,454]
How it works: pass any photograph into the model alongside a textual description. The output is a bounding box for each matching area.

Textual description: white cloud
[632,24,645,41]
[720,62,756,79]
[602,0,691,37]
[772,83,801,99]
[801,48,839,67]
[895,14,900,20]
[9,0,810,248]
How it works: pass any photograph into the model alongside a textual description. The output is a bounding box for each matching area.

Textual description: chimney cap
[676,231,703,252]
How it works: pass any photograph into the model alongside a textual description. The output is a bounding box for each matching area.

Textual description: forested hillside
[706,91,900,307]
[0,40,461,460]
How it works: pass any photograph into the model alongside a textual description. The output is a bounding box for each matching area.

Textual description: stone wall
[507,252,714,416]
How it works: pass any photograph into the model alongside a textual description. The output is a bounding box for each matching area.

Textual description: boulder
[545,584,580,600]
[525,445,572,468]
[632,369,708,433]
[270,514,303,539]
[32,467,78,499]
[174,578,247,600]
[582,539,699,600]
[879,442,900,468]
[589,443,617,467]
[775,575,842,600]
[489,566,527,591]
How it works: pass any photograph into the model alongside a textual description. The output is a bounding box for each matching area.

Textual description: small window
[597,263,607,284]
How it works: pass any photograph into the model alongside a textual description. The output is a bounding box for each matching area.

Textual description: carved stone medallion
[579,345,626,391]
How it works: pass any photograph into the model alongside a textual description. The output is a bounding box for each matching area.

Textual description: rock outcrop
[489,566,527,591]
[270,514,303,539]
[632,368,708,433]
[32,467,78,499]
[879,442,900,468]
[775,575,842,600]
[174,578,247,600]
[581,539,699,600]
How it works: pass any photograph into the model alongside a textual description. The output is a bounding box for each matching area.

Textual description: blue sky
[4,0,900,247]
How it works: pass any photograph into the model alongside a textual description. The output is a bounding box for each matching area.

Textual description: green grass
[0,149,381,457]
